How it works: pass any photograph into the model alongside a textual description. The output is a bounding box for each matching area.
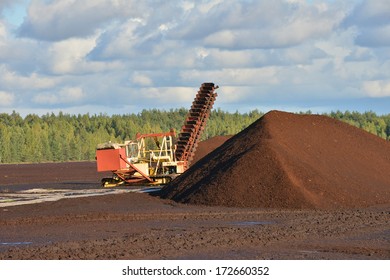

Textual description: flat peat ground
[0,162,389,260]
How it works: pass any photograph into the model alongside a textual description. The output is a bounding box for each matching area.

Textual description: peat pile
[191,136,231,165]
[161,110,390,209]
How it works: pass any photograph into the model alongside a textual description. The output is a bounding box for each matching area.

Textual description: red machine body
[96,148,127,172]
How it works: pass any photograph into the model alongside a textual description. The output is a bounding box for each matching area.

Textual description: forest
[0,109,389,164]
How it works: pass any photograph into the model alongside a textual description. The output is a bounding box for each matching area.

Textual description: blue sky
[2,0,28,26]
[0,0,389,116]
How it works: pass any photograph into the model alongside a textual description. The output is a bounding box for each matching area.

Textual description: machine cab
[124,141,139,163]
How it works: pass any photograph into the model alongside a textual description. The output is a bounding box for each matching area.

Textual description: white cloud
[344,0,390,47]
[136,87,195,105]
[355,25,390,47]
[0,66,58,90]
[0,20,6,40]
[19,0,144,41]
[47,35,123,74]
[173,0,344,50]
[203,16,339,49]
[33,87,86,105]
[0,91,15,106]
[197,0,224,14]
[132,73,153,87]
[0,0,18,11]
[89,18,147,60]
[344,0,390,27]
[214,86,253,103]
[363,80,390,97]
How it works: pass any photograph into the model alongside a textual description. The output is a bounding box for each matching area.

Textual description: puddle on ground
[232,221,275,226]
[0,242,33,246]
[0,188,137,208]
[298,250,320,254]
[139,187,162,193]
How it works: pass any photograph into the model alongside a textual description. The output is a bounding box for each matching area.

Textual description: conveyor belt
[175,83,218,169]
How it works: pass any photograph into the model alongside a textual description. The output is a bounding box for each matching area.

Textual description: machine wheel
[101,178,121,188]
[158,174,179,185]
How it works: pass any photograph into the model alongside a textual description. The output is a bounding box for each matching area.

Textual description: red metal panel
[96,148,127,172]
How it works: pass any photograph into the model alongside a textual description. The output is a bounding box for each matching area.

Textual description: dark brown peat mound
[191,135,231,165]
[160,110,390,209]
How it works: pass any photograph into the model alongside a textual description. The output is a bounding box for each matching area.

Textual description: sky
[0,0,390,116]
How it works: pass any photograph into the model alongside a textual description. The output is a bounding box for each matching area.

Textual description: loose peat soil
[0,191,389,259]
[0,161,109,192]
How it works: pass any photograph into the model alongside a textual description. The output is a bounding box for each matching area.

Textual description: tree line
[0,109,389,163]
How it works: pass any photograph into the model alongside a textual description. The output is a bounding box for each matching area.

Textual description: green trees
[205,108,263,138]
[0,109,389,163]
[328,111,390,140]
[385,122,390,140]
[0,123,11,163]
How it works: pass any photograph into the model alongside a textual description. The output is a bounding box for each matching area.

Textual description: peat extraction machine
[96,83,218,187]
